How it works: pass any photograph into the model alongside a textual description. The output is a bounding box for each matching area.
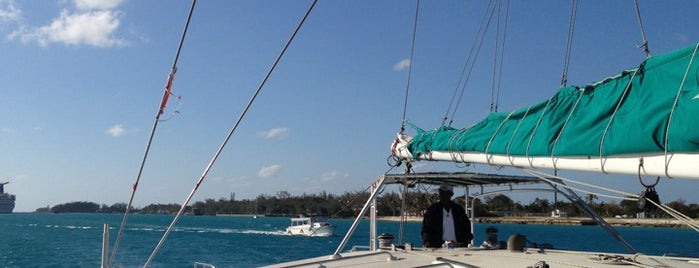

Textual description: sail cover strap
[406,43,699,159]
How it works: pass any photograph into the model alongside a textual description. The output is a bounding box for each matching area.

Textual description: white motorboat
[285,216,335,237]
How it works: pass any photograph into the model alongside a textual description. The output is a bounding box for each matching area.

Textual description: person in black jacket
[421,182,473,248]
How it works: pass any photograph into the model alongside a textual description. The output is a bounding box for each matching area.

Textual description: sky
[1,0,699,213]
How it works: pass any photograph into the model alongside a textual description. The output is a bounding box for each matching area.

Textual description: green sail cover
[408,43,699,158]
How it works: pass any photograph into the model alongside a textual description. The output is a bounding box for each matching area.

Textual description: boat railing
[330,175,386,258]
[527,172,638,254]
[331,171,642,259]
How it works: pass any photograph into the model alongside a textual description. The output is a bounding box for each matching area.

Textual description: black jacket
[421,202,473,248]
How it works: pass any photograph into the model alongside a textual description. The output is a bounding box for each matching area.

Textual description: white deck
[262,246,699,268]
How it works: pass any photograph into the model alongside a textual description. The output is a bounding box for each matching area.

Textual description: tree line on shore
[37,189,699,219]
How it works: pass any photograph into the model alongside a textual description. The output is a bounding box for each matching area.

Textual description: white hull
[392,134,699,179]
[286,217,335,237]
[286,224,334,237]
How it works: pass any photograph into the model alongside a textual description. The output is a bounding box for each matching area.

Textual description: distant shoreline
[377,216,689,228]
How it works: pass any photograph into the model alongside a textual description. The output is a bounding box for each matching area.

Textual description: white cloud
[0,0,21,24]
[258,164,282,178]
[393,59,411,71]
[257,127,289,139]
[320,170,348,182]
[75,0,124,11]
[105,124,125,137]
[7,0,127,48]
[11,9,126,47]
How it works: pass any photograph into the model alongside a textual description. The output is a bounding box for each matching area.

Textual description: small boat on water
[286,216,334,237]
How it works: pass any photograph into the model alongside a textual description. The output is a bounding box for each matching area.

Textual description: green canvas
[408,44,699,158]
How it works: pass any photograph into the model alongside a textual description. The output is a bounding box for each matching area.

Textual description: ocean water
[1,213,698,268]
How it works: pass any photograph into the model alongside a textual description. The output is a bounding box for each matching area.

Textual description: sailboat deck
[262,171,699,267]
[263,247,699,268]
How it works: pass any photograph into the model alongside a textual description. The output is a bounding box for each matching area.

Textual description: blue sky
[2,0,699,212]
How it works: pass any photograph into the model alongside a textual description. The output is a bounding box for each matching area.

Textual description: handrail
[330,175,387,259]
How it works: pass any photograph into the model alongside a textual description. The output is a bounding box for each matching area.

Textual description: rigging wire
[489,0,501,113]
[524,169,699,232]
[107,1,197,267]
[443,0,496,125]
[445,0,498,127]
[560,0,578,87]
[400,0,421,134]
[633,0,651,58]
[143,1,318,267]
[489,0,509,113]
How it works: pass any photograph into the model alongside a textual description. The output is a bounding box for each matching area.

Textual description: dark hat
[438,182,453,194]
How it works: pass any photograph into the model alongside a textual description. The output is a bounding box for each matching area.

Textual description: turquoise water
[1,213,697,267]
